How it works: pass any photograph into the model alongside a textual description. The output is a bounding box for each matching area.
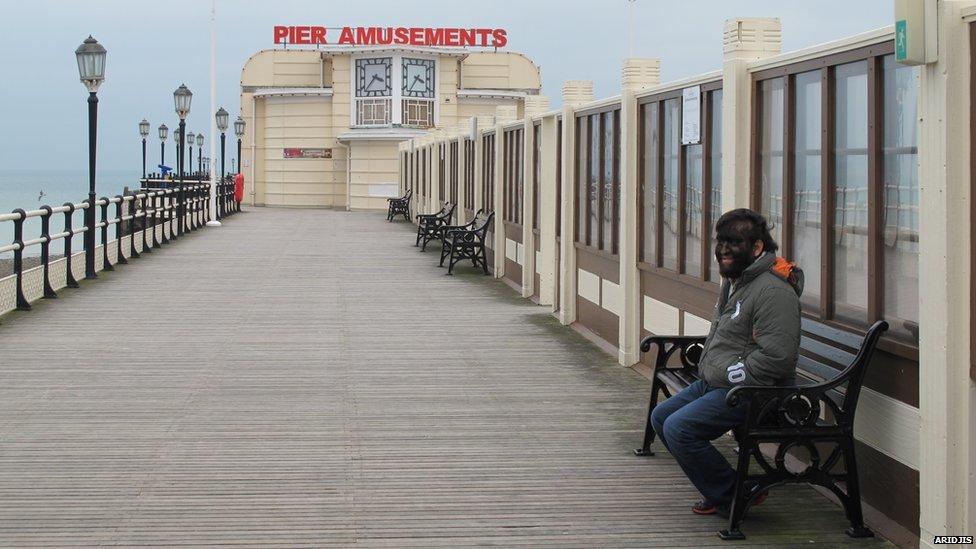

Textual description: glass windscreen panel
[759,77,785,248]
[882,55,919,343]
[833,61,869,325]
[641,103,659,265]
[792,70,822,310]
[662,99,680,271]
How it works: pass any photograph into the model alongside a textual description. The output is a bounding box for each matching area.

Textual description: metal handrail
[1,177,241,315]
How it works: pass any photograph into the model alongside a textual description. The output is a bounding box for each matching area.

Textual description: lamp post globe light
[158,123,168,169]
[173,84,192,236]
[139,119,150,178]
[216,107,228,180]
[234,116,245,175]
[186,131,195,176]
[196,133,204,175]
[75,35,106,280]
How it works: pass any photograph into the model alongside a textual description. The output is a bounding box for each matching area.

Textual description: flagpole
[628,0,636,58]
[207,0,221,226]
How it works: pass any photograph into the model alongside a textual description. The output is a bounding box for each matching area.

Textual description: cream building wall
[240,47,541,210]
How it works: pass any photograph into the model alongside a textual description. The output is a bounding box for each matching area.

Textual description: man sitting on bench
[650,208,804,517]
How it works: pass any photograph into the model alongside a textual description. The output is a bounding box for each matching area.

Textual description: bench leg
[841,439,873,538]
[478,245,489,275]
[447,252,460,275]
[634,378,663,456]
[439,242,451,266]
[718,439,754,541]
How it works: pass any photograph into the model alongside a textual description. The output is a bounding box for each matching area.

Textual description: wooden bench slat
[802,317,862,350]
[796,354,840,383]
[800,335,856,368]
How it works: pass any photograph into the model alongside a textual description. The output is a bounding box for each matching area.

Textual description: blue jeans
[650,380,748,508]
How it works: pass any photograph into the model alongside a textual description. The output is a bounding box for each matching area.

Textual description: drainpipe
[346,143,352,211]
[250,95,257,205]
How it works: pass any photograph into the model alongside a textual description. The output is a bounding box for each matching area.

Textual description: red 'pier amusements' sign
[273,26,508,48]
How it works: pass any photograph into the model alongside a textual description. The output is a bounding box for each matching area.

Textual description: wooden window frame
[438,143,446,201]
[502,128,524,226]
[752,41,918,360]
[421,148,427,197]
[573,104,622,260]
[574,116,586,244]
[556,117,563,238]
[637,81,723,290]
[482,133,495,212]
[451,141,459,204]
[464,139,475,211]
[532,122,542,232]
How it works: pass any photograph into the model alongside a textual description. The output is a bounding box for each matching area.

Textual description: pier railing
[0,178,239,317]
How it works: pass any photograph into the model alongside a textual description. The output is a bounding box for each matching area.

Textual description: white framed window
[401,57,436,129]
[354,57,393,126]
[351,54,437,128]
[358,98,391,125]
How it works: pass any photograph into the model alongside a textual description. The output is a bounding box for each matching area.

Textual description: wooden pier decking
[0,208,892,547]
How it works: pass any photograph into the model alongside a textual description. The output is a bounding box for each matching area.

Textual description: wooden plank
[0,209,892,547]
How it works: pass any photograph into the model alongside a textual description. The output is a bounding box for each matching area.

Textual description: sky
[0,0,894,173]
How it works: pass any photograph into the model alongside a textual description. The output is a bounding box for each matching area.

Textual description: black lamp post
[174,84,192,235]
[174,127,181,175]
[196,133,204,175]
[216,107,228,180]
[75,36,106,281]
[158,123,168,171]
[139,119,149,178]
[186,131,195,177]
[234,116,246,174]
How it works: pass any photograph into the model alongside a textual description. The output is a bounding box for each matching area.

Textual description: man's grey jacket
[698,252,805,389]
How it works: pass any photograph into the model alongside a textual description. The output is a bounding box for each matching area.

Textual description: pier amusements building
[239,25,541,210]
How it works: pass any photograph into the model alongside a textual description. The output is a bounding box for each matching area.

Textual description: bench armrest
[640,335,706,372]
[727,319,889,422]
[442,221,475,234]
[639,334,706,353]
[725,382,848,431]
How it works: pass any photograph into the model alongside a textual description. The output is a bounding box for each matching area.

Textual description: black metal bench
[387,189,412,222]
[633,317,888,540]
[438,209,494,275]
[415,202,456,251]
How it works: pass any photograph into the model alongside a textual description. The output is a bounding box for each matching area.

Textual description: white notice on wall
[682,86,701,145]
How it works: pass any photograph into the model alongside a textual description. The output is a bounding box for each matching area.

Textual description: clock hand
[366,74,383,90]
[411,74,423,90]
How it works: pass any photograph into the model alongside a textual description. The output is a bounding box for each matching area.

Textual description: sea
[0,169,141,258]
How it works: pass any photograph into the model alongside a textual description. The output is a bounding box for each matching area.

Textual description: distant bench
[415,202,456,251]
[387,189,412,222]
[439,209,493,275]
[634,317,888,541]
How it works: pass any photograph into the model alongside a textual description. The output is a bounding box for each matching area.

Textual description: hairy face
[714,221,762,279]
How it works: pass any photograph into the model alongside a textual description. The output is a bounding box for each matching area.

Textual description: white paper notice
[682,86,701,145]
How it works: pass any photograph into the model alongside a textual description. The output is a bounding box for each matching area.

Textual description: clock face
[402,58,435,98]
[355,57,391,97]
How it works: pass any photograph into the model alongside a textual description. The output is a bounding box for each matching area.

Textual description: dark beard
[716,248,755,279]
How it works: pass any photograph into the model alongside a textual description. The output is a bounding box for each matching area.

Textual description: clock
[402,58,435,98]
[355,57,391,97]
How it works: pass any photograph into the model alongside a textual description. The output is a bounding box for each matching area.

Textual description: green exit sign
[895,19,908,61]
[894,0,935,65]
